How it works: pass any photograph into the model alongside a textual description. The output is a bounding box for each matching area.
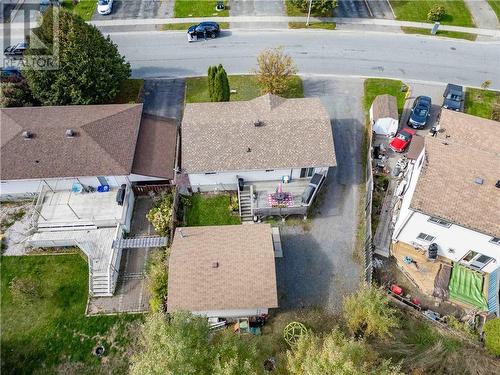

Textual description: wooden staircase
[239,188,253,223]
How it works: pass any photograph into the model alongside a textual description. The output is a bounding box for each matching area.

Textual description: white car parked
[97,0,113,15]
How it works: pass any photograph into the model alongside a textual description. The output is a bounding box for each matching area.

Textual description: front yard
[400,26,477,41]
[113,79,144,104]
[185,75,304,103]
[1,254,141,374]
[62,0,97,21]
[464,87,500,120]
[363,78,408,114]
[183,194,241,226]
[174,0,229,17]
[390,0,475,27]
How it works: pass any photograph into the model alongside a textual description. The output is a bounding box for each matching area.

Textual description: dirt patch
[0,201,34,255]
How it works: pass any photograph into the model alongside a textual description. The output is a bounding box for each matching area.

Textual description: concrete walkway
[464,0,499,30]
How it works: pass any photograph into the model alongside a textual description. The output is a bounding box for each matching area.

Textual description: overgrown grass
[174,0,228,17]
[464,87,500,120]
[363,78,408,115]
[487,0,500,21]
[162,22,230,30]
[1,254,141,374]
[62,0,97,21]
[389,0,475,27]
[401,26,477,41]
[288,22,336,29]
[183,194,241,226]
[113,79,144,104]
[185,75,304,103]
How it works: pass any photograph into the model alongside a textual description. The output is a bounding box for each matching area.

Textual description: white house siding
[128,174,168,182]
[189,167,330,192]
[192,308,269,319]
[394,211,499,274]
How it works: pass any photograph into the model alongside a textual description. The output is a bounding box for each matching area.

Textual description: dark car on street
[442,83,464,112]
[0,67,22,82]
[187,22,220,40]
[4,42,27,57]
[408,96,431,129]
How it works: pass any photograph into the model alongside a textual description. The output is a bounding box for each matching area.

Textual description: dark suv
[442,83,464,112]
[408,96,431,129]
[187,22,221,39]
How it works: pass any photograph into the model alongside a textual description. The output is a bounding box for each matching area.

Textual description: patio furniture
[71,182,83,193]
[267,192,293,207]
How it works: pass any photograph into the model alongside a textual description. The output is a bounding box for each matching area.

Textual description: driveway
[92,0,173,20]
[276,77,364,312]
[229,0,286,28]
[142,78,185,119]
[335,0,394,19]
[464,0,499,30]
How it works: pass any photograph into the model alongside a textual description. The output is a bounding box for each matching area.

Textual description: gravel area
[275,77,364,312]
[1,201,34,256]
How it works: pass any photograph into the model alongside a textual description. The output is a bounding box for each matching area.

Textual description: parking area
[92,0,173,20]
[229,0,286,28]
[335,0,394,19]
[276,77,363,312]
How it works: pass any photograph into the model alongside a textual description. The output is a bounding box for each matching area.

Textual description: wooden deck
[392,241,451,295]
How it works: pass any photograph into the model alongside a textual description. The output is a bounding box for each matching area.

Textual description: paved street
[92,0,172,20]
[109,30,500,89]
[276,77,363,312]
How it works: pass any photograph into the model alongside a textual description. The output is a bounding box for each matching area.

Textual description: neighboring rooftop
[406,134,425,160]
[167,224,278,313]
[131,114,178,180]
[410,110,500,237]
[371,94,398,122]
[181,94,336,173]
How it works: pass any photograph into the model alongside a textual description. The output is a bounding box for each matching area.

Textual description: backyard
[185,75,304,103]
[174,0,228,17]
[464,87,500,120]
[1,254,141,374]
[390,0,475,27]
[182,193,241,226]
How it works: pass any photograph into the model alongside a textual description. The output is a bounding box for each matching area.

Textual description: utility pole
[306,0,313,26]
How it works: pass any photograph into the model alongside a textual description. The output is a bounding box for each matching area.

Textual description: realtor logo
[2,2,60,70]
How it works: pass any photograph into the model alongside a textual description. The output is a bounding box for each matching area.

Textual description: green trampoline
[449,264,488,311]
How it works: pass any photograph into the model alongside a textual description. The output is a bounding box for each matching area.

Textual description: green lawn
[288,22,336,30]
[401,26,477,40]
[174,0,228,17]
[285,0,333,16]
[162,22,230,30]
[390,0,475,27]
[184,194,241,226]
[114,79,144,104]
[186,75,304,103]
[62,0,97,21]
[487,0,500,21]
[1,254,141,374]
[363,78,408,115]
[464,88,500,120]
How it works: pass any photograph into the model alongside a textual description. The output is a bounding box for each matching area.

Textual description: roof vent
[179,229,185,238]
[496,180,500,188]
[22,130,32,139]
[247,147,251,153]
[65,129,76,138]
[254,120,265,127]
[474,177,484,185]
[212,261,219,268]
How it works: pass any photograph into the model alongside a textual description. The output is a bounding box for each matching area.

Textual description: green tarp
[449,264,488,311]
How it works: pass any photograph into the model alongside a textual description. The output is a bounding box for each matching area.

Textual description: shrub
[146,191,174,236]
[253,47,298,95]
[290,0,337,16]
[343,285,399,339]
[483,318,500,356]
[228,195,239,211]
[146,249,169,313]
[0,77,38,108]
[9,277,41,304]
[427,4,446,22]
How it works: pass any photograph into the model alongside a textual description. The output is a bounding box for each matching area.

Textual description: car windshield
[397,132,410,141]
[98,0,108,5]
[415,107,428,116]
[446,93,461,101]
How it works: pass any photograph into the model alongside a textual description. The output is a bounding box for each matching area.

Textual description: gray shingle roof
[181,94,336,173]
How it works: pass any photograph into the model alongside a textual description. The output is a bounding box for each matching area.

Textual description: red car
[389,128,416,153]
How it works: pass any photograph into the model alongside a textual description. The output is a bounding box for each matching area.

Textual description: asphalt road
[109,30,500,89]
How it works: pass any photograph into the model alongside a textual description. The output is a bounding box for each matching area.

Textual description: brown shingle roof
[406,134,425,160]
[410,110,500,237]
[132,114,178,179]
[181,94,336,173]
[371,94,398,122]
[167,224,278,313]
[1,104,143,180]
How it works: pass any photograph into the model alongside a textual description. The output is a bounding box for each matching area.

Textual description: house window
[204,172,216,175]
[490,237,500,246]
[428,217,452,228]
[461,251,494,270]
[416,232,435,242]
[300,168,315,178]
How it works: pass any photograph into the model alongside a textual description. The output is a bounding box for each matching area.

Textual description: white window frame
[460,250,494,271]
[428,217,452,228]
[490,237,500,246]
[416,232,435,242]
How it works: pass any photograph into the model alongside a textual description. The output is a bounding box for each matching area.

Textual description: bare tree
[253,47,297,95]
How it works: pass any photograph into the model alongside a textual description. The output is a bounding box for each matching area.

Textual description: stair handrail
[237,176,242,217]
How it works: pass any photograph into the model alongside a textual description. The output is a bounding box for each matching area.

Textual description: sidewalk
[4,15,500,38]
